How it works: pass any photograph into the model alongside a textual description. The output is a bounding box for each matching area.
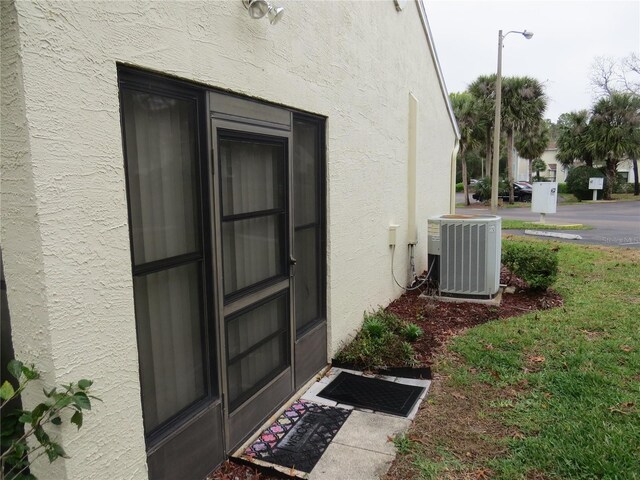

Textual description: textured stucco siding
[1,1,455,479]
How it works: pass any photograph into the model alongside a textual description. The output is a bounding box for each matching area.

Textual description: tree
[467,75,497,177]
[556,110,594,168]
[449,92,483,205]
[590,53,640,196]
[587,92,640,199]
[450,92,484,205]
[516,120,550,182]
[531,158,547,180]
[500,76,547,203]
[590,53,640,99]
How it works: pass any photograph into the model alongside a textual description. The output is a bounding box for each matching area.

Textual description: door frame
[209,97,296,451]
[119,68,329,476]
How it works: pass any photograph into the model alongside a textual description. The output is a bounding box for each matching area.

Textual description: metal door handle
[289,255,297,277]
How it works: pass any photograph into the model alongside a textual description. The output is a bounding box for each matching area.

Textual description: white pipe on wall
[450,138,460,214]
[408,93,418,245]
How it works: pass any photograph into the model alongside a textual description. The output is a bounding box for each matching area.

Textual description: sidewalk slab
[308,443,395,480]
[330,410,410,455]
[304,368,431,479]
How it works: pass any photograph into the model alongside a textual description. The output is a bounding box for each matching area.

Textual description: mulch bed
[208,460,278,480]
[386,266,563,367]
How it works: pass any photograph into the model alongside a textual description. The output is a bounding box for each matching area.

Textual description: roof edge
[415,0,460,140]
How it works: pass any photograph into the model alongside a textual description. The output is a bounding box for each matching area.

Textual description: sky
[424,0,640,122]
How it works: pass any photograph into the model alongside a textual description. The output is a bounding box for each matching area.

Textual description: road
[456,196,640,248]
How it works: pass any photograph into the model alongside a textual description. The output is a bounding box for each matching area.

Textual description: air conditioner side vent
[428,215,501,298]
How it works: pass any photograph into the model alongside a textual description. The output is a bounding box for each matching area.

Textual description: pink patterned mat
[243,400,351,473]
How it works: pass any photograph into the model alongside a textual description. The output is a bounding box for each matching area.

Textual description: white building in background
[1,1,459,479]
[618,159,638,185]
[516,142,568,183]
[517,142,637,186]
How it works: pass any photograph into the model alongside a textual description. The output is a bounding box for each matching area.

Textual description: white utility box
[532,182,558,214]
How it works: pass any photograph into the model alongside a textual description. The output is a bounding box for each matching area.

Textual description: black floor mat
[244,401,351,473]
[318,372,424,417]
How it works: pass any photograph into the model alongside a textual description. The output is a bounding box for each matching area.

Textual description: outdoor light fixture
[242,0,284,23]
[243,0,268,19]
[266,4,285,24]
[490,29,534,214]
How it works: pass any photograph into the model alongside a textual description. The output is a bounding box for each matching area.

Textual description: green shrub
[1,360,99,479]
[566,166,605,200]
[335,310,418,369]
[456,182,464,192]
[402,323,423,342]
[558,182,569,194]
[614,174,633,193]
[362,317,387,339]
[502,242,559,291]
[400,342,418,367]
[473,176,510,202]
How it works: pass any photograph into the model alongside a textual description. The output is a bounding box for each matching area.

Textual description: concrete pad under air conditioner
[419,287,504,306]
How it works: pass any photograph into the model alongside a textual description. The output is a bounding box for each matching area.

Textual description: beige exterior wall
[541,148,568,183]
[618,159,637,183]
[1,1,456,478]
[516,148,568,183]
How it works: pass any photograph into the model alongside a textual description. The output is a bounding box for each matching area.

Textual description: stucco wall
[2,1,455,478]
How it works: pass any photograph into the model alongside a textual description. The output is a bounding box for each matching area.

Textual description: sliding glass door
[119,72,223,480]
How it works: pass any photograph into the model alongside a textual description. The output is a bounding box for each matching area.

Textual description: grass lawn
[387,239,640,480]
[501,220,591,231]
[559,193,640,204]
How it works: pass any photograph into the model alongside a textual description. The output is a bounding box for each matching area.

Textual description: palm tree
[500,77,548,203]
[588,92,640,199]
[450,92,484,205]
[531,158,547,180]
[467,75,497,176]
[516,120,550,182]
[556,110,594,168]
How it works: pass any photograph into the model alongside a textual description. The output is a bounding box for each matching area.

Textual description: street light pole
[490,29,534,215]
[490,30,504,215]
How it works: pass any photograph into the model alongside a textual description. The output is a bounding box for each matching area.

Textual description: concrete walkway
[302,367,430,480]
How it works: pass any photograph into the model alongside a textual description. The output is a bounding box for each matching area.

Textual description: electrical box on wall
[388,225,399,246]
[427,220,441,255]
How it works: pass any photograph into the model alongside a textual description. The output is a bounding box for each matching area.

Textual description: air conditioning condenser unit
[427,214,501,298]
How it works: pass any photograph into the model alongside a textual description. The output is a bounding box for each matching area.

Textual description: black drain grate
[318,372,424,417]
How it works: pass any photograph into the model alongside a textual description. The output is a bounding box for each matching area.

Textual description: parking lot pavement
[455,200,640,248]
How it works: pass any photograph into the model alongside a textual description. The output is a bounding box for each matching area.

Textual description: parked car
[515,180,532,189]
[473,182,532,202]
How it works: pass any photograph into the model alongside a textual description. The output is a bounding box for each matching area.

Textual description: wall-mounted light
[393,0,407,11]
[242,0,284,24]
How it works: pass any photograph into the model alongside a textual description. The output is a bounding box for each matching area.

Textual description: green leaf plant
[0,360,99,480]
